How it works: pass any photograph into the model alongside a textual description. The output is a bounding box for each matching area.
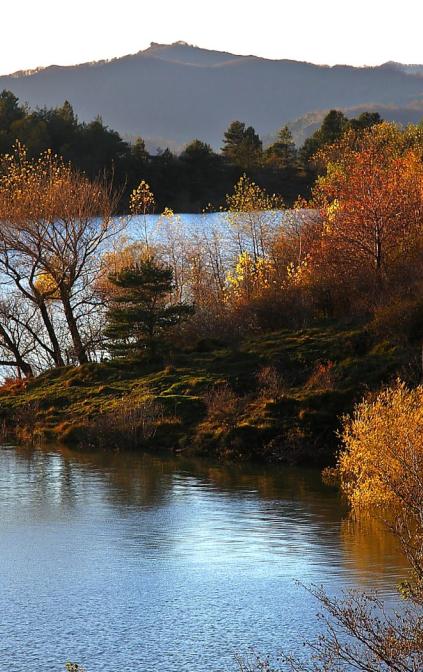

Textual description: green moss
[0,321,413,464]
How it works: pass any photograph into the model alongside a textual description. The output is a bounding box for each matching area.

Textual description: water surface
[0,445,405,671]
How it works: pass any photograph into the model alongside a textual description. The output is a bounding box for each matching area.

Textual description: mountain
[287,102,423,147]
[381,61,423,76]
[1,42,423,149]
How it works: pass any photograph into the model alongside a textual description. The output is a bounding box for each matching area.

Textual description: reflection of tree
[13,445,82,510]
[5,445,405,580]
[340,514,408,589]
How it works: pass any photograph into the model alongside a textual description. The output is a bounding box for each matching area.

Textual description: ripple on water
[0,446,405,672]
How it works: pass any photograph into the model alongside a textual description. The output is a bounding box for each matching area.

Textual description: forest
[0,89,383,210]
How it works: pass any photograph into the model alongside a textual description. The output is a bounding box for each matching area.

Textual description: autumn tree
[226,174,284,262]
[302,381,423,672]
[311,123,423,310]
[129,180,156,247]
[0,144,122,366]
[243,381,423,672]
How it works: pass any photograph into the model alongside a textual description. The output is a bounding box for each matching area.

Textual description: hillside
[2,41,423,149]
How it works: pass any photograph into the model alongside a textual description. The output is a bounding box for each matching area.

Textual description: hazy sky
[1,0,422,75]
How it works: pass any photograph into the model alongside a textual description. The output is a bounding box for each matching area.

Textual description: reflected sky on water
[0,445,406,672]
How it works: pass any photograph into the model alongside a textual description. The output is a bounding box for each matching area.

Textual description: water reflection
[0,444,405,672]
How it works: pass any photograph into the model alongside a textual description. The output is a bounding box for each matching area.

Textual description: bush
[306,360,335,390]
[338,379,423,509]
[91,396,165,449]
[371,294,423,344]
[256,365,285,399]
[204,382,245,430]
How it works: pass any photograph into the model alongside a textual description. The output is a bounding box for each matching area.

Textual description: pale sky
[1,0,422,75]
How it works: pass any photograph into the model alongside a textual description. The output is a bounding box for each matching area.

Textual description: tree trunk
[38,300,65,367]
[0,325,33,377]
[19,361,34,378]
[60,288,88,365]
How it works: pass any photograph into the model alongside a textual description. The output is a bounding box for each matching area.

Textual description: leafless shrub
[204,382,244,429]
[306,360,335,391]
[256,366,285,399]
[89,395,165,450]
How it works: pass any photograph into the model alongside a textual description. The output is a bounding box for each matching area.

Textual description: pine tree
[222,120,246,163]
[222,121,262,169]
[104,258,194,358]
[264,126,297,169]
[301,110,349,163]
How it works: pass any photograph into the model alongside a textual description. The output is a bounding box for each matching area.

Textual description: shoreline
[0,321,407,466]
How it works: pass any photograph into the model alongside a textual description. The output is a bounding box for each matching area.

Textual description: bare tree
[0,144,123,366]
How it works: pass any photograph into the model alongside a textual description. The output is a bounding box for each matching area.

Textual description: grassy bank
[0,322,411,464]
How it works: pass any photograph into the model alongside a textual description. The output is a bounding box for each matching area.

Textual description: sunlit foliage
[339,380,423,510]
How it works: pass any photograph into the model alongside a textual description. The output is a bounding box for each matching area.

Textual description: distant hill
[1,42,423,149]
[286,102,423,147]
[381,61,423,76]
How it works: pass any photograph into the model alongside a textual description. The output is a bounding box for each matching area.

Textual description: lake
[120,208,317,245]
[0,445,404,671]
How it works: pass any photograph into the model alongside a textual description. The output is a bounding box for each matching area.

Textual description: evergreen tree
[301,110,349,163]
[132,136,149,163]
[241,126,262,169]
[222,121,262,169]
[105,258,194,358]
[350,111,382,131]
[264,125,297,169]
[0,90,24,129]
[222,120,246,163]
[35,101,78,160]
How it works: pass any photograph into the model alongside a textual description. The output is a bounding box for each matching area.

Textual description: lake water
[120,208,316,245]
[0,445,405,672]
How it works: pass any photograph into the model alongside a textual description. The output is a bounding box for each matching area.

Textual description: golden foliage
[226,251,275,303]
[33,272,60,299]
[226,174,284,261]
[96,241,153,298]
[0,142,112,226]
[129,180,155,215]
[339,380,423,510]
[226,173,283,214]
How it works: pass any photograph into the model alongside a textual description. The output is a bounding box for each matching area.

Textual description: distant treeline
[0,90,383,211]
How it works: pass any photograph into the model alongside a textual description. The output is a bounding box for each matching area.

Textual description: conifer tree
[104,258,194,358]
[264,126,297,169]
[222,121,262,169]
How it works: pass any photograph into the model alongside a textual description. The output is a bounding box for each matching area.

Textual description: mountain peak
[1,44,423,150]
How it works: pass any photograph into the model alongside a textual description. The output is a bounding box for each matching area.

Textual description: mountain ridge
[1,42,423,149]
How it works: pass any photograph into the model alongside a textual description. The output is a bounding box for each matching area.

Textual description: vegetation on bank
[62,367,423,670]
[0,120,422,464]
[0,322,411,463]
[250,380,423,672]
[0,108,422,671]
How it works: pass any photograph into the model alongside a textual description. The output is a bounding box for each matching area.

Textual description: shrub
[0,376,28,393]
[256,366,285,399]
[13,400,41,444]
[89,396,165,450]
[338,380,423,510]
[204,382,244,430]
[306,360,335,390]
